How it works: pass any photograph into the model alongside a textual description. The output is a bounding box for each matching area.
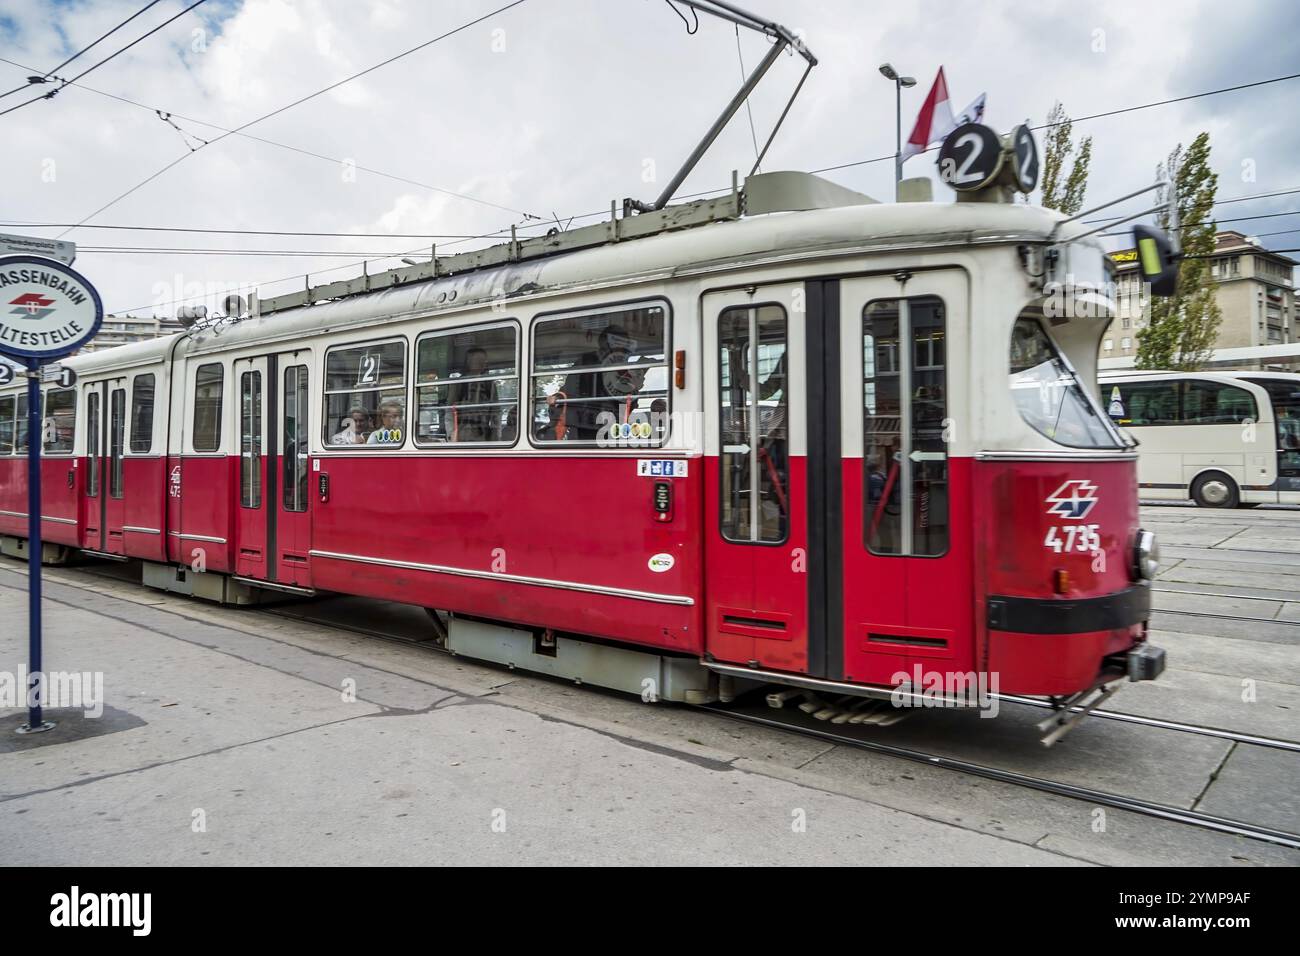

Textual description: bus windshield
[1010,317,1124,449]
[1244,377,1300,474]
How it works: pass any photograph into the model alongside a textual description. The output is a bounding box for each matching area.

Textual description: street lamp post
[879,63,916,201]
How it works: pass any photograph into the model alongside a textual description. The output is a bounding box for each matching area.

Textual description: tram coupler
[1126,643,1166,682]
[1036,681,1122,748]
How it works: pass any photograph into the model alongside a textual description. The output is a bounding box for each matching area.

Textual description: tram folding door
[233,356,270,578]
[838,270,974,687]
[702,283,811,674]
[232,352,313,586]
[82,379,128,555]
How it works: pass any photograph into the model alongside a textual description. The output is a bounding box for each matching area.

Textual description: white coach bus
[1099,370,1300,507]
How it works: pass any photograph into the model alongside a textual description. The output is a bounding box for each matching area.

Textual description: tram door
[838,271,973,686]
[703,283,811,674]
[233,352,313,586]
[277,356,312,586]
[82,380,128,555]
[234,357,269,578]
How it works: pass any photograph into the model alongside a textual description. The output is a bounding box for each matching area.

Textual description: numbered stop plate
[937,123,1003,192]
[1011,124,1040,193]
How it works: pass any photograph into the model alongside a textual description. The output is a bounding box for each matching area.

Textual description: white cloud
[0,0,1293,317]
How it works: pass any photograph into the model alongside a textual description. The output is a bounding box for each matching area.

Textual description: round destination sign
[0,255,103,360]
[1010,124,1040,193]
[937,122,1003,192]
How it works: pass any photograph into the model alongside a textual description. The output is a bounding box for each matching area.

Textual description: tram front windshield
[1010,317,1123,449]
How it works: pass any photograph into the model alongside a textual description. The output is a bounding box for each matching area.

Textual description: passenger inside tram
[448,346,500,442]
[367,399,405,443]
[331,407,372,445]
[547,325,647,440]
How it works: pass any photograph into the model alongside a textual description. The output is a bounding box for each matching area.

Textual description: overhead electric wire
[81,247,417,257]
[1098,208,1300,239]
[94,179,1300,311]
[734,24,761,168]
[12,185,1297,242]
[0,0,163,100]
[808,70,1300,176]
[55,48,1293,308]
[0,55,537,221]
[1083,186,1300,226]
[0,0,208,119]
[51,0,532,240]
[101,208,586,315]
[1184,248,1300,259]
[0,222,537,239]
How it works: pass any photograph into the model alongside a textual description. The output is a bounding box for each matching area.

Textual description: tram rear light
[1052,569,1070,594]
[674,350,686,388]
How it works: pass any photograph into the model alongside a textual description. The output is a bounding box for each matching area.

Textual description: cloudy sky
[1,0,1296,317]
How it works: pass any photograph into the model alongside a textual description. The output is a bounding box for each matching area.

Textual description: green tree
[1041,102,1093,215]
[1135,132,1221,370]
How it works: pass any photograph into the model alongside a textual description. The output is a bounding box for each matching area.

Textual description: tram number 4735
[1044,524,1100,553]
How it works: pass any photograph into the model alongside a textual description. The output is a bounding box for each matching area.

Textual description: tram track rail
[993,693,1300,752]
[43,561,1300,747]
[25,560,1300,850]
[1152,606,1300,628]
[699,704,1300,850]
[264,597,1300,849]
[1154,584,1300,603]
[262,599,1300,752]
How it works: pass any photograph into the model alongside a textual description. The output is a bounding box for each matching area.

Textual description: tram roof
[51,173,1097,378]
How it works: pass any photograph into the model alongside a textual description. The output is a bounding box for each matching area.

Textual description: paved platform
[0,568,1072,866]
[1,503,1298,866]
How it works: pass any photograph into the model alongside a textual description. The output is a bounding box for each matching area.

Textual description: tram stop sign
[0,256,102,737]
[0,255,103,359]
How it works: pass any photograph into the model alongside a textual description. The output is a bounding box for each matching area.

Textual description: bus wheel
[1191,472,1239,508]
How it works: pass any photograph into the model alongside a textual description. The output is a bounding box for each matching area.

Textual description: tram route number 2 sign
[637,459,687,478]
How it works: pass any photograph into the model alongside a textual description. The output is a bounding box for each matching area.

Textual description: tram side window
[43,388,76,454]
[531,303,669,445]
[240,371,262,508]
[130,374,155,453]
[323,340,407,447]
[283,365,309,512]
[0,394,15,454]
[863,297,948,557]
[14,393,31,454]
[1009,315,1120,449]
[86,391,100,497]
[193,364,224,452]
[719,305,788,544]
[109,388,125,498]
[1182,381,1257,424]
[415,323,518,445]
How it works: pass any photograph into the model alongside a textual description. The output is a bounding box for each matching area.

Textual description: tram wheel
[1191,471,1239,509]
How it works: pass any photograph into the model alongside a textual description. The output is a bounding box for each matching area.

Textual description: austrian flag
[901,67,987,163]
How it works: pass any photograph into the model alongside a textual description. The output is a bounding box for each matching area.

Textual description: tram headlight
[1133,529,1159,581]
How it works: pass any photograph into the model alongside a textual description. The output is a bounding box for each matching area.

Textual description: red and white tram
[0,166,1167,731]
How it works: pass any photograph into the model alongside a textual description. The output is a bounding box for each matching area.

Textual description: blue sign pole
[0,254,101,736]
[20,358,50,733]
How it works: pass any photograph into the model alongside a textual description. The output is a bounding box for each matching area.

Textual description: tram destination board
[937,122,1004,191]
